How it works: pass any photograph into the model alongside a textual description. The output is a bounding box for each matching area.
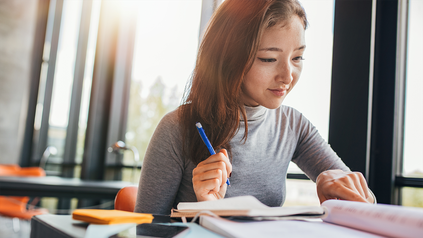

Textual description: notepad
[171,195,325,219]
[72,209,154,225]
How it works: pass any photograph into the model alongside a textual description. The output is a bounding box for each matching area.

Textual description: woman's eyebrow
[295,45,306,51]
[258,45,306,52]
[259,47,282,52]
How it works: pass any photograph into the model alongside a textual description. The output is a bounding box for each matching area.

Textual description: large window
[122,1,203,183]
[29,0,101,212]
[32,0,100,178]
[402,0,423,179]
[401,0,423,208]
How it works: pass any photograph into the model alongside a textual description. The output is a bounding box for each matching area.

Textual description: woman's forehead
[260,16,306,46]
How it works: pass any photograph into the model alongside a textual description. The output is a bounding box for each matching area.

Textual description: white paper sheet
[176,195,325,217]
[200,216,384,238]
[322,200,423,238]
[84,223,136,238]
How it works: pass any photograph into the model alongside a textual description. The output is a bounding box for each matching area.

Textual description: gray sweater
[134,105,349,215]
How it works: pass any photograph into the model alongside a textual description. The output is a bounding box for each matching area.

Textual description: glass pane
[285,179,320,206]
[401,187,423,208]
[37,0,101,178]
[284,0,334,173]
[74,0,101,167]
[402,0,423,178]
[45,0,83,173]
[125,1,202,166]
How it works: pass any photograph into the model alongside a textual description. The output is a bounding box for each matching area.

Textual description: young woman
[135,0,375,215]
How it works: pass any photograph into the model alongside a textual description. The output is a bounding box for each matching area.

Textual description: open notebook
[171,195,325,219]
[198,198,423,238]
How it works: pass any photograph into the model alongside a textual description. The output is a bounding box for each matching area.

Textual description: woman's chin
[262,101,284,110]
[267,97,287,109]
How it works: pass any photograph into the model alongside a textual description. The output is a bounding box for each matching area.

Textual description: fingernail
[229,172,232,178]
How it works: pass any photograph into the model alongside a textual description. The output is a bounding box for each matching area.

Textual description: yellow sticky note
[72,209,154,225]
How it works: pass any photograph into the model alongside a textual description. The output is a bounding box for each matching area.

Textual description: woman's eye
[293,56,305,62]
[258,58,276,63]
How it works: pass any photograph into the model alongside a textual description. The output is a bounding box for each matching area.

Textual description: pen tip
[195,122,202,128]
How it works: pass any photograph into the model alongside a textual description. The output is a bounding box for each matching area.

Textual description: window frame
[328,0,423,205]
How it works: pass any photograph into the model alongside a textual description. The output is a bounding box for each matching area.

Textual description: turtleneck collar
[241,105,267,122]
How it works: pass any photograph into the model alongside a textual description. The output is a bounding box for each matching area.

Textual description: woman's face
[241,16,306,109]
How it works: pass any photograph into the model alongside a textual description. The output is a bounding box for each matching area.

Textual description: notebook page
[176,195,325,217]
[200,216,384,238]
[177,196,269,210]
[322,199,423,238]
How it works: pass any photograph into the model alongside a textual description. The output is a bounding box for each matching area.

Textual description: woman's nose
[277,61,293,84]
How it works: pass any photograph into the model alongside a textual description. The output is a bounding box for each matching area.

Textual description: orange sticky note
[72,209,154,225]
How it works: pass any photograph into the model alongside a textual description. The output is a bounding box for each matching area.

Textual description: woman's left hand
[316,169,374,204]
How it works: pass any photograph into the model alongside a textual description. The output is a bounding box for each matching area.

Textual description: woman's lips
[268,88,288,97]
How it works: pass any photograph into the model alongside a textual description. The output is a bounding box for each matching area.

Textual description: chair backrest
[114,186,138,212]
[0,164,46,177]
[0,164,48,219]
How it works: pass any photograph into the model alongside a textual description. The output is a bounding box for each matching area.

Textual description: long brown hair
[179,0,308,164]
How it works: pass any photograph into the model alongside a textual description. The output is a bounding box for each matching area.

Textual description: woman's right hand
[192,149,232,202]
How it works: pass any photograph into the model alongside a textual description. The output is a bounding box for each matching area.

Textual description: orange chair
[0,164,46,176]
[0,164,49,219]
[114,186,138,212]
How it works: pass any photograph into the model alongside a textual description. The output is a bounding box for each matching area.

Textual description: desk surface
[0,176,133,199]
[31,215,88,238]
[30,214,384,238]
[30,214,176,238]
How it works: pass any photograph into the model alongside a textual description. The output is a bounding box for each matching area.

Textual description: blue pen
[195,122,231,186]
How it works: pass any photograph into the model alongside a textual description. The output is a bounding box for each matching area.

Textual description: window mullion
[80,1,119,181]
[368,0,400,204]
[33,0,64,166]
[104,3,138,180]
[62,0,93,178]
[20,0,50,167]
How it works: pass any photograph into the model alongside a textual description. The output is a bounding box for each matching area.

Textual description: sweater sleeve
[289,109,350,182]
[134,110,185,215]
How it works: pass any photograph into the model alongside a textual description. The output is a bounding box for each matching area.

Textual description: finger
[193,162,228,189]
[350,173,366,199]
[193,161,227,177]
[199,149,231,171]
[317,190,328,204]
[193,168,223,183]
[317,188,341,203]
[196,178,221,194]
[219,149,232,176]
[357,173,372,200]
[332,186,368,203]
[218,160,228,187]
[198,151,229,166]
[328,171,366,200]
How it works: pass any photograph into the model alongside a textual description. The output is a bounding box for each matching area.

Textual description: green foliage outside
[402,187,423,208]
[124,76,181,166]
[401,170,423,208]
